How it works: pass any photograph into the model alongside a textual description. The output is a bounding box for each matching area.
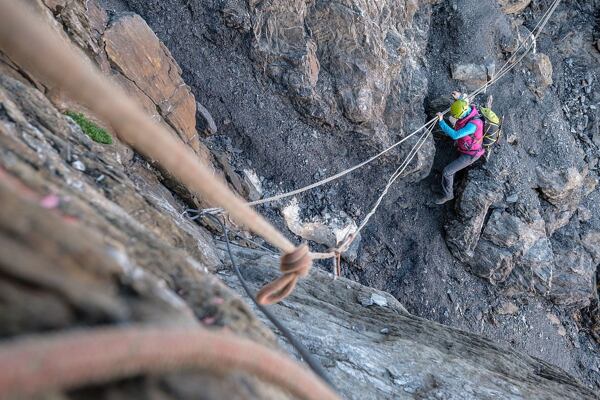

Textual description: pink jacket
[455,107,485,157]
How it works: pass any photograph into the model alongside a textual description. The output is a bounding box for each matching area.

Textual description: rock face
[12,0,248,207]
[1,46,596,399]
[102,0,599,389]
[238,0,434,174]
[425,0,599,315]
[451,62,495,89]
[445,136,596,307]
[3,0,600,397]
[103,14,202,155]
[472,206,553,294]
[526,53,554,95]
[0,71,291,399]
[40,0,193,145]
[219,244,596,400]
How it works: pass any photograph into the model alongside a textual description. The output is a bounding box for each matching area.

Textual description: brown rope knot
[256,244,312,305]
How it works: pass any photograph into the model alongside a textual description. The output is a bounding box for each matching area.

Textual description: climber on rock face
[434,91,485,205]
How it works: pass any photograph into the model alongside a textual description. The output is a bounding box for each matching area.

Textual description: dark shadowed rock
[196,101,218,135]
[445,169,504,261]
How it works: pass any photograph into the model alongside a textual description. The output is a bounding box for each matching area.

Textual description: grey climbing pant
[442,153,481,198]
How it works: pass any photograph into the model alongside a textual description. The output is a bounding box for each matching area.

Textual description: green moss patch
[65,111,113,144]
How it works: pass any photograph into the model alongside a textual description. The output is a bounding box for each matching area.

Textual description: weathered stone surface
[446,136,595,302]
[536,166,589,236]
[496,301,519,315]
[451,63,492,88]
[3,1,247,208]
[0,72,292,399]
[104,14,202,155]
[220,0,252,32]
[536,166,586,207]
[116,0,600,388]
[282,198,357,248]
[4,59,596,399]
[242,169,263,202]
[3,0,600,396]
[444,157,597,306]
[218,244,597,400]
[582,230,600,263]
[43,0,111,72]
[527,53,553,94]
[196,101,218,135]
[467,207,554,295]
[445,169,504,261]
[43,0,69,10]
[497,0,532,14]
[550,243,596,308]
[544,218,598,308]
[244,0,431,149]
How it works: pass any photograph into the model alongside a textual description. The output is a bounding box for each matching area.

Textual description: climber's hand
[436,112,444,121]
[451,91,461,100]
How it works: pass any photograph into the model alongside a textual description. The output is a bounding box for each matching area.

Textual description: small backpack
[478,107,502,148]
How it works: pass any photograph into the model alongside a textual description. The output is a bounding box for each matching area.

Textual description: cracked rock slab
[217,243,597,400]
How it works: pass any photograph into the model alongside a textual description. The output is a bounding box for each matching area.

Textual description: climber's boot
[434,195,454,205]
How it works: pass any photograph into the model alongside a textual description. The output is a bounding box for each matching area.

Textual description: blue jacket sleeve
[438,119,476,140]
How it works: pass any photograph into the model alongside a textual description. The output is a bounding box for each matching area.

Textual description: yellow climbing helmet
[450,99,469,119]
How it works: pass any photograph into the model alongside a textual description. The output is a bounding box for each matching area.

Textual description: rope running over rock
[0,0,318,302]
[199,0,561,295]
[205,0,562,269]
[256,243,312,305]
[0,0,305,251]
[202,213,333,385]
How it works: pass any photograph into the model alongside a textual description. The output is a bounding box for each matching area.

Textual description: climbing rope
[0,325,340,400]
[199,212,334,386]
[246,124,433,207]
[355,122,435,237]
[0,0,562,310]
[0,0,314,302]
[351,0,563,244]
[0,3,563,395]
[198,0,562,282]
[202,0,562,267]
[469,0,562,100]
